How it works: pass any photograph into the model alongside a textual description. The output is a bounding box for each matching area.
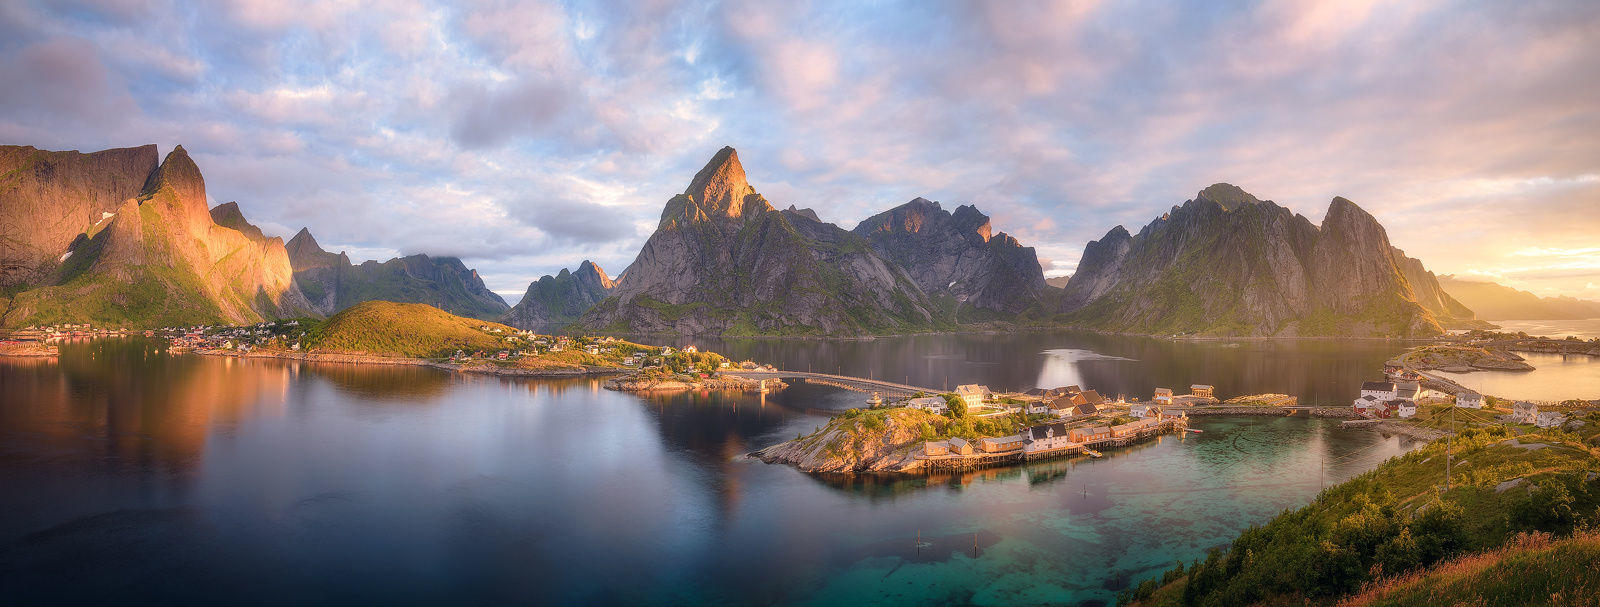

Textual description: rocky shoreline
[195,348,627,378]
[0,341,58,358]
[1183,405,1356,418]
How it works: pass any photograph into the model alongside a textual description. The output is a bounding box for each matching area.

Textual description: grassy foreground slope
[1339,529,1600,606]
[1124,415,1600,606]
[307,301,514,357]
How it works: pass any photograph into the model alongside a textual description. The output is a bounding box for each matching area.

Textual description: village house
[1456,390,1484,409]
[1046,397,1074,417]
[1111,418,1157,438]
[1032,398,1056,415]
[980,435,1027,453]
[1153,388,1174,405]
[1130,403,1154,418]
[1023,423,1073,453]
[1394,381,1421,400]
[1075,403,1098,417]
[1069,426,1112,444]
[1395,399,1417,418]
[947,437,974,456]
[954,384,990,408]
[905,396,949,415]
[923,441,950,456]
[683,345,698,353]
[1535,411,1567,428]
[1513,401,1539,424]
[1361,381,1397,401]
[1190,384,1214,399]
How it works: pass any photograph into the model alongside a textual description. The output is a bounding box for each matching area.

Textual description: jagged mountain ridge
[285,228,509,320]
[580,146,944,336]
[851,197,1048,315]
[1,146,314,328]
[501,260,614,329]
[1058,183,1455,337]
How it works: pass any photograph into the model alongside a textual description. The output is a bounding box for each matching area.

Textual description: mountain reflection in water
[0,335,1419,606]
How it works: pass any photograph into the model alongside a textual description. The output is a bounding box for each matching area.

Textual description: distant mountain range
[502,260,614,329]
[1438,276,1600,320]
[285,227,508,320]
[1,142,1509,338]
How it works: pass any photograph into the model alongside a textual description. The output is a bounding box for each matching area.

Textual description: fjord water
[0,337,1421,605]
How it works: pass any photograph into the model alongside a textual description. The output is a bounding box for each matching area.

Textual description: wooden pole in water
[973,533,978,557]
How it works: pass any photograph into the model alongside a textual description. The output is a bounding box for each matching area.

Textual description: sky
[2,0,1597,304]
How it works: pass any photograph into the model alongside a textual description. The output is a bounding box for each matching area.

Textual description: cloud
[1,0,1596,298]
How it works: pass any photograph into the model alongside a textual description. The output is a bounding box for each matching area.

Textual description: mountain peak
[1196,183,1261,211]
[684,146,755,217]
[142,145,206,207]
[577,259,616,289]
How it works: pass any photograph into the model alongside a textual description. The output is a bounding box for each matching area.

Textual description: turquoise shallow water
[0,337,1418,605]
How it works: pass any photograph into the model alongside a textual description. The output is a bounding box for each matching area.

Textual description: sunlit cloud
[1,0,1596,303]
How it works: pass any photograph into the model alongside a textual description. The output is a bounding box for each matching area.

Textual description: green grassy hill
[307,301,517,357]
[1123,414,1600,606]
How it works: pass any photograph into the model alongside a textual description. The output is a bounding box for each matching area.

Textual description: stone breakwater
[1183,406,1357,419]
[603,374,786,393]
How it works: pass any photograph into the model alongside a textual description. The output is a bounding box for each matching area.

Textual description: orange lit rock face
[0,145,314,328]
[0,144,158,287]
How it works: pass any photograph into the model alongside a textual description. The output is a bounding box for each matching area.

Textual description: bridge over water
[722,370,940,399]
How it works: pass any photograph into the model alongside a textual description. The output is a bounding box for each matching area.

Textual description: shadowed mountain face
[502,260,614,329]
[580,147,943,336]
[284,228,508,320]
[852,197,1048,315]
[1058,184,1452,337]
[1438,275,1600,320]
[1,145,314,328]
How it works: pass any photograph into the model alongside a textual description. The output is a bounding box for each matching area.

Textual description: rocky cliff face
[851,197,1048,315]
[0,144,159,287]
[1058,184,1446,337]
[580,146,942,336]
[1391,248,1478,326]
[501,260,614,329]
[1,146,315,328]
[285,228,509,320]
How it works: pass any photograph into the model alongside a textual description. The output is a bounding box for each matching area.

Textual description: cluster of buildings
[1352,380,1422,418]
[1152,384,1217,406]
[1511,401,1567,428]
[921,409,1189,460]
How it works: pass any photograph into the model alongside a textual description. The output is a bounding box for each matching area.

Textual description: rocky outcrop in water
[580,147,941,336]
[1058,183,1446,337]
[1,145,314,328]
[501,260,614,329]
[285,228,509,320]
[852,198,1048,315]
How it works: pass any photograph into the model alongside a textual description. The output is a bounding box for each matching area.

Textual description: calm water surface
[0,336,1422,606]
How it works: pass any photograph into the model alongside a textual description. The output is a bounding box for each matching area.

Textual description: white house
[1130,403,1154,418]
[1395,399,1417,419]
[1535,411,1567,428]
[1361,381,1397,401]
[954,384,989,408]
[1456,390,1484,409]
[1023,423,1073,453]
[905,396,949,415]
[1512,401,1538,424]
